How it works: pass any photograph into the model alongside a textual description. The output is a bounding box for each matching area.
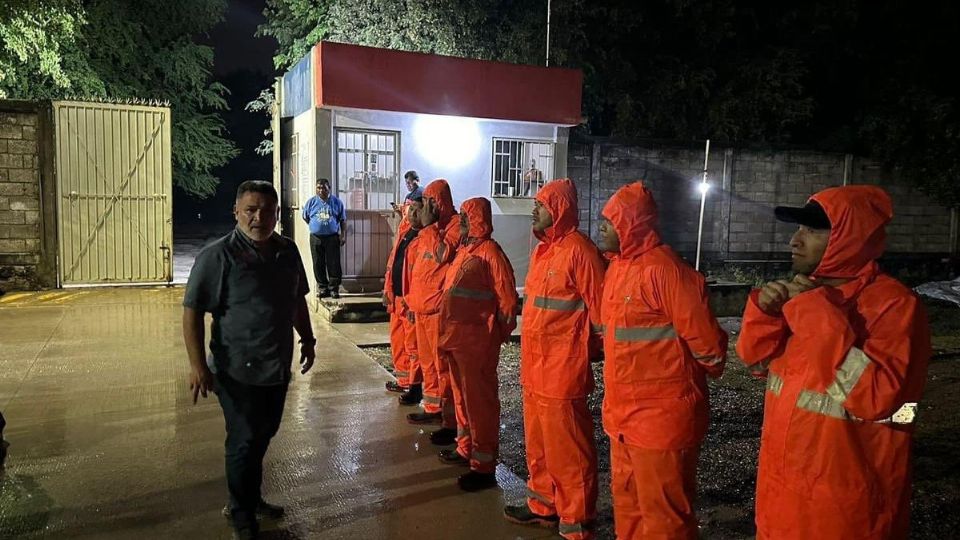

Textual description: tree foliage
[0,0,238,198]
[258,0,959,206]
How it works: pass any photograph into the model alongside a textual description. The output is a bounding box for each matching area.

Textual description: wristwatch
[299,336,317,346]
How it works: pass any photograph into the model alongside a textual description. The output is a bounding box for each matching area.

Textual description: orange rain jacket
[439,197,519,349]
[736,186,931,539]
[405,179,459,417]
[405,179,460,316]
[521,179,606,398]
[600,181,728,450]
[439,197,518,472]
[384,202,417,310]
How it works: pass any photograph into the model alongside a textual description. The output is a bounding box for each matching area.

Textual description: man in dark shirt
[183,180,316,540]
[383,199,423,403]
[404,170,424,202]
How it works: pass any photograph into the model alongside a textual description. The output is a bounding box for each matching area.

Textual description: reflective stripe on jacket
[736,185,931,539]
[439,197,519,349]
[600,182,728,450]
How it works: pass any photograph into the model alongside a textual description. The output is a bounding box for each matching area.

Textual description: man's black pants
[215,372,288,530]
[309,233,342,292]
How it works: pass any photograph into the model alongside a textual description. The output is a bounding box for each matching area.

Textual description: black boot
[398,384,422,406]
[438,449,470,466]
[385,381,408,393]
[458,470,497,492]
[430,427,457,446]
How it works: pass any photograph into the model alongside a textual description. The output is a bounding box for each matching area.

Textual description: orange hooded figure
[404,179,460,426]
[736,185,931,540]
[599,182,728,539]
[384,201,422,395]
[506,179,605,540]
[438,197,519,491]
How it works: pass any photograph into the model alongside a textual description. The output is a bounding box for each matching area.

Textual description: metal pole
[546,0,551,67]
[695,139,710,271]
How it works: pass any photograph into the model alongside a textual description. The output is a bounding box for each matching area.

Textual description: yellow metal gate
[53,101,173,286]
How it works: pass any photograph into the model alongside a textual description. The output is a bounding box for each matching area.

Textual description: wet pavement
[0,288,553,539]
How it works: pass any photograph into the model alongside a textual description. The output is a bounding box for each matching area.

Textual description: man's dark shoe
[223,500,285,521]
[330,289,340,299]
[398,384,422,406]
[430,427,457,446]
[458,470,497,492]
[0,439,8,468]
[503,505,560,527]
[438,449,470,466]
[385,381,408,393]
[232,526,258,540]
[407,411,442,425]
[318,289,331,299]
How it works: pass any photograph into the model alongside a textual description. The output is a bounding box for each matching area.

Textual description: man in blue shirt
[301,178,347,299]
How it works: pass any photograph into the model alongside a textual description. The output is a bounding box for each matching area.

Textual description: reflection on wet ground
[0,288,552,539]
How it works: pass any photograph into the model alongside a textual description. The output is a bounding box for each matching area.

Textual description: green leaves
[0,0,238,198]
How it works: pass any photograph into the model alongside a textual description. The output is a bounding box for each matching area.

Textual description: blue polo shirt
[302,195,346,236]
[405,186,424,201]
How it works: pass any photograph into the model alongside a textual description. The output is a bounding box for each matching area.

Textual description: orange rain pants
[524,389,598,540]
[415,311,455,426]
[388,296,419,387]
[448,341,500,473]
[610,439,699,540]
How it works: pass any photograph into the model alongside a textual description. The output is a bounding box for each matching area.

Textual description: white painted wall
[327,107,571,283]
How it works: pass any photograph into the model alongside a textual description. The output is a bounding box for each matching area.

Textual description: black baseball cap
[774,200,831,229]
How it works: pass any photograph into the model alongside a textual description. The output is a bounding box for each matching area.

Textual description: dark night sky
[209,0,275,77]
[175,0,277,224]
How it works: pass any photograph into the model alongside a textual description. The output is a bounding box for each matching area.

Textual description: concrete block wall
[0,107,43,291]
[569,139,955,265]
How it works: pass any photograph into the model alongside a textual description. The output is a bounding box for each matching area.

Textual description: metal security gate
[335,129,399,289]
[53,101,173,286]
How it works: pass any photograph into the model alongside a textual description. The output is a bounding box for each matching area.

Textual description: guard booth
[0,99,173,291]
[275,41,582,295]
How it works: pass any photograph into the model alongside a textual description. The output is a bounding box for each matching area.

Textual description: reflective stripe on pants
[523,389,597,539]
[415,312,455,426]
[448,340,501,474]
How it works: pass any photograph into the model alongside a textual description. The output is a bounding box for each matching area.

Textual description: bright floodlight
[698,182,710,195]
[412,114,482,171]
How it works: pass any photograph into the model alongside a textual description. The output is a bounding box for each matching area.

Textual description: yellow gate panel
[52,101,173,286]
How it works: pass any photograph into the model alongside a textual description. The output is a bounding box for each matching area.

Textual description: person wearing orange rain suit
[736,185,931,540]
[597,182,728,539]
[503,179,605,540]
[404,179,462,446]
[436,197,519,492]
[383,199,423,404]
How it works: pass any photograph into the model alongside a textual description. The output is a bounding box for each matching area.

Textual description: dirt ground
[365,300,960,539]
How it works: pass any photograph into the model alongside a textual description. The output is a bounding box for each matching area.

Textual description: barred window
[492,139,554,198]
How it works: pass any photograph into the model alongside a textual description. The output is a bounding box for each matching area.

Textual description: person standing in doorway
[302,178,347,299]
[183,180,316,540]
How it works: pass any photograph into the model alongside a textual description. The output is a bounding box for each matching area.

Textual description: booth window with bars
[492,138,554,198]
[335,129,400,210]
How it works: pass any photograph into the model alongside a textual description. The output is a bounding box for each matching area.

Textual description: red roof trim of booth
[313,41,583,126]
